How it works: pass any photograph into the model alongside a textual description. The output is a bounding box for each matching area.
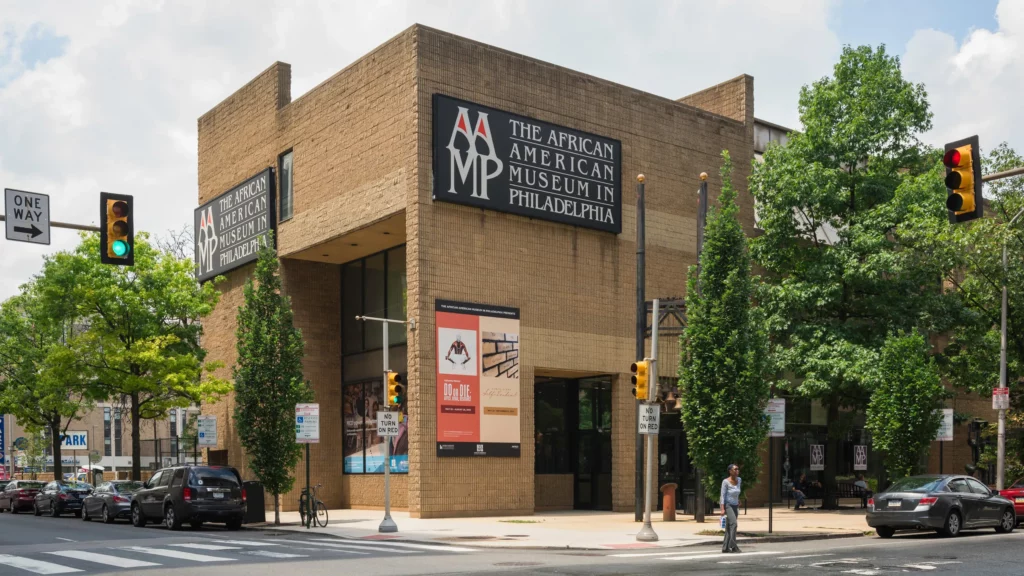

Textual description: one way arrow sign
[5,188,50,245]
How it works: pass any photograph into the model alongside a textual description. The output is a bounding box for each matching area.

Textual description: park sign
[59,431,88,450]
[432,94,622,234]
[194,168,276,282]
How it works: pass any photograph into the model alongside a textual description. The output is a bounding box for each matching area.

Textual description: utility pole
[996,205,1024,491]
[635,174,646,522]
[693,172,709,523]
[636,299,660,542]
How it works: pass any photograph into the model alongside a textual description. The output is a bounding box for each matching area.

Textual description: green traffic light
[112,240,130,257]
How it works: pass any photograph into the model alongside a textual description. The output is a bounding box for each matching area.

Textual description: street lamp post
[997,206,1024,491]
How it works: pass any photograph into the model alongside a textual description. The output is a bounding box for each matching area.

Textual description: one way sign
[5,188,50,245]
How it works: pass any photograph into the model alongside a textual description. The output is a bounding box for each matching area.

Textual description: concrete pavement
[253,505,874,549]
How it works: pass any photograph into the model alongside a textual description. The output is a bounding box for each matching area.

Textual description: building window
[341,245,407,355]
[103,408,111,457]
[279,150,293,222]
[113,410,122,456]
[535,379,571,474]
[170,409,178,457]
[343,379,408,474]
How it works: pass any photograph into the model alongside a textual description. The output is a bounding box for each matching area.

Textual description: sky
[0,0,1020,299]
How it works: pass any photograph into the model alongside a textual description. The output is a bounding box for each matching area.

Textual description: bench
[789,482,871,509]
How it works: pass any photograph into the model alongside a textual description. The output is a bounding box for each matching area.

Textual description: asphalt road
[1,507,1022,575]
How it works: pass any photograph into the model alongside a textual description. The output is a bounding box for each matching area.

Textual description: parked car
[33,481,93,518]
[998,477,1024,525]
[0,480,46,513]
[867,474,1016,538]
[131,465,246,531]
[0,480,9,492]
[82,480,144,523]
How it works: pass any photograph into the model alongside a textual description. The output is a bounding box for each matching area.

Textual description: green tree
[750,45,959,505]
[0,253,103,481]
[939,142,1024,479]
[866,333,945,478]
[679,151,771,497]
[233,238,313,525]
[24,430,48,480]
[69,232,230,480]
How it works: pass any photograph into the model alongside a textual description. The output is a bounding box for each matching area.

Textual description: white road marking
[240,550,308,559]
[841,570,881,575]
[265,541,370,554]
[314,538,478,553]
[0,554,82,574]
[168,543,242,551]
[780,553,834,560]
[47,551,160,568]
[661,551,782,561]
[53,538,75,543]
[900,566,936,571]
[212,540,281,547]
[610,550,714,558]
[123,546,234,562]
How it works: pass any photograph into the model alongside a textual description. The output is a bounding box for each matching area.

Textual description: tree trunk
[274,493,280,525]
[49,419,63,481]
[822,400,841,510]
[131,392,142,481]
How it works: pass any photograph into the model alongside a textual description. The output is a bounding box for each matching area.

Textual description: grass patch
[499,519,543,524]
[697,529,725,536]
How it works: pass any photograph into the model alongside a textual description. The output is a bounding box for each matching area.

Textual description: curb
[695,531,868,546]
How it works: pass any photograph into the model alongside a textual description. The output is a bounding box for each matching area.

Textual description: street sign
[4,189,50,244]
[197,415,217,447]
[638,404,660,435]
[854,445,867,471]
[295,403,320,443]
[810,444,825,471]
[59,431,88,450]
[993,387,1010,410]
[377,411,400,437]
[936,408,954,441]
[765,398,785,438]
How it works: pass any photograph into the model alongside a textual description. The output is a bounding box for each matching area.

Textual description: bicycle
[299,484,328,528]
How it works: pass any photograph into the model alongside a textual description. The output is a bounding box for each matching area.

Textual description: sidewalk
[247,506,873,550]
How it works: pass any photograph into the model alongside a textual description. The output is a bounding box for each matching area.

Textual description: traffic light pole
[693,173,709,523]
[355,314,413,533]
[635,175,646,522]
[0,215,100,232]
[636,299,660,542]
[997,206,1024,491]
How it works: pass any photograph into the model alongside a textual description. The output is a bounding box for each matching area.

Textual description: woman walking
[720,464,741,553]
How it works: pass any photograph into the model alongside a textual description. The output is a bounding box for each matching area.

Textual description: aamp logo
[196,206,218,277]
[447,107,503,200]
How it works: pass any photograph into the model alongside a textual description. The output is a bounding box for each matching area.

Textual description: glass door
[575,378,612,510]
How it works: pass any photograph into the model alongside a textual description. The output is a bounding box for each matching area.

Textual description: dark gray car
[82,481,143,523]
[867,475,1016,538]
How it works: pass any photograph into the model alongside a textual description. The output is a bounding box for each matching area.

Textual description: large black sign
[194,168,275,282]
[432,94,622,234]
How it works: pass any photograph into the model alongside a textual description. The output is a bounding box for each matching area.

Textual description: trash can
[243,481,266,524]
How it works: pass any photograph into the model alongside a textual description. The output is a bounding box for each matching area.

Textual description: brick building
[194,24,987,518]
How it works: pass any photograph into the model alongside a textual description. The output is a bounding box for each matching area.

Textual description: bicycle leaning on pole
[298,483,328,528]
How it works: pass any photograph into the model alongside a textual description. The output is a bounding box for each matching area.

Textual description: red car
[999,477,1024,525]
[0,480,46,513]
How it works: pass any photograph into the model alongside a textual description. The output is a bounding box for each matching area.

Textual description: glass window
[279,151,293,221]
[342,262,364,354]
[104,407,111,457]
[148,471,164,487]
[887,477,945,493]
[114,410,122,456]
[535,380,570,474]
[188,467,240,487]
[386,246,407,346]
[343,379,408,474]
[947,479,972,494]
[966,478,991,495]
[364,253,386,349]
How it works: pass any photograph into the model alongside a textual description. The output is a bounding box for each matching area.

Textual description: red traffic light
[942,148,961,168]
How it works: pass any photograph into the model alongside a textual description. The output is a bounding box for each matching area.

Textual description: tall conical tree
[679,150,771,497]
[234,234,313,525]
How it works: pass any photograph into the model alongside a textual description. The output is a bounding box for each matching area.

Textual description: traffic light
[386,371,404,407]
[943,136,983,224]
[100,192,134,265]
[631,360,649,400]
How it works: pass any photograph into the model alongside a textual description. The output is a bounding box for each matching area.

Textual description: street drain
[494,562,544,567]
[504,534,529,537]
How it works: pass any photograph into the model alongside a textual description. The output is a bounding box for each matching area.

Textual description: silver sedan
[82,480,144,523]
[866,474,1016,538]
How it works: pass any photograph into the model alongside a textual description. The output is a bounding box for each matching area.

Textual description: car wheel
[50,502,60,517]
[996,508,1016,533]
[941,510,962,537]
[131,503,146,528]
[33,503,41,516]
[875,526,895,539]
[81,507,89,521]
[189,520,203,530]
[164,505,181,531]
[102,505,114,524]
[226,518,242,531]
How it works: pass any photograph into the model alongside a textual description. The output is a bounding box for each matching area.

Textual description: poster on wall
[810,444,825,471]
[935,408,954,442]
[432,94,622,234]
[853,445,868,471]
[435,299,521,457]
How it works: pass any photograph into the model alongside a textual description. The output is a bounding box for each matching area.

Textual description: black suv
[131,465,246,530]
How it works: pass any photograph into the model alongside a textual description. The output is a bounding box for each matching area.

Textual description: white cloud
[902,0,1024,154]
[1,0,848,299]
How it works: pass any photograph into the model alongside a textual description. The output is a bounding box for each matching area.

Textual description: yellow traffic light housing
[100,192,134,265]
[386,371,404,407]
[631,360,649,400]
[944,136,983,224]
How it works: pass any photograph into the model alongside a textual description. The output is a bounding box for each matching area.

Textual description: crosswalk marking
[168,543,242,551]
[314,538,478,553]
[610,550,711,558]
[779,553,833,560]
[212,540,281,547]
[46,551,160,569]
[0,555,82,575]
[240,550,308,559]
[267,540,375,554]
[123,546,234,563]
[661,551,782,562]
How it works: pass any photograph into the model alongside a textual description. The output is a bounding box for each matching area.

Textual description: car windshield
[1011,478,1024,489]
[114,482,144,493]
[189,467,240,488]
[887,477,945,493]
[62,483,92,491]
[19,481,45,489]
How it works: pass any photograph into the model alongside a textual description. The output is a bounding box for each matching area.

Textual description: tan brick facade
[195,24,991,519]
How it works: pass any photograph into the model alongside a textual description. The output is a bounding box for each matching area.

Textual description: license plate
[212,492,224,499]
[887,500,902,508]
[1015,497,1024,504]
